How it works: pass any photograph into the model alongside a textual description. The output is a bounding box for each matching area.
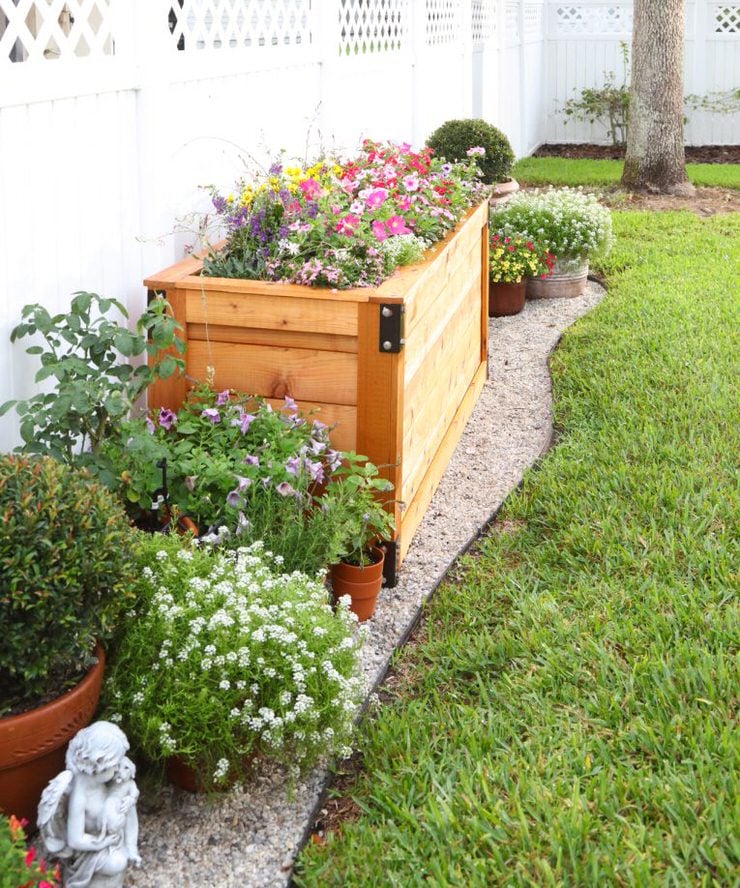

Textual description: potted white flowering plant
[103,533,363,791]
[490,187,613,298]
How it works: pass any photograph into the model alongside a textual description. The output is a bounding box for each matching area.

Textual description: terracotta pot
[488,280,526,317]
[165,753,255,793]
[489,177,520,206]
[527,258,589,299]
[330,546,385,622]
[0,645,105,828]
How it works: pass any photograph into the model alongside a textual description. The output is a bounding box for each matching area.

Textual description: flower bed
[146,202,490,582]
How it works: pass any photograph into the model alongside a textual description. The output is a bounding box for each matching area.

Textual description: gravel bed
[126,282,605,888]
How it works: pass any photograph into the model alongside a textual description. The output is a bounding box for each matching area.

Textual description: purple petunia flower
[158,408,176,430]
[326,450,342,471]
[202,408,221,424]
[275,481,295,497]
[216,389,231,406]
[283,395,298,414]
[233,412,256,434]
[285,456,301,476]
[243,454,259,467]
[235,511,250,535]
[308,461,324,483]
[145,416,156,435]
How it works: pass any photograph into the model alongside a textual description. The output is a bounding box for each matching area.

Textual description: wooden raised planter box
[145,200,489,584]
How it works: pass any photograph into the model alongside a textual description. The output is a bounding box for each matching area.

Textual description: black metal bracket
[380,539,399,588]
[378,303,405,353]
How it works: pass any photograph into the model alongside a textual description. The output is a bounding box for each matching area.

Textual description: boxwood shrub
[0,455,136,715]
[426,118,515,184]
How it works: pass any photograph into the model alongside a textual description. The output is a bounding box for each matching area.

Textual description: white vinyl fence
[545,1,740,145]
[0,0,737,451]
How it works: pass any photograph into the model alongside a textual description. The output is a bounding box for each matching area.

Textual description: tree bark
[621,0,694,194]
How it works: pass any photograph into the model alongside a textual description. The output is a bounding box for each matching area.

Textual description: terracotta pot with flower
[488,233,555,316]
[322,455,397,621]
[0,456,136,827]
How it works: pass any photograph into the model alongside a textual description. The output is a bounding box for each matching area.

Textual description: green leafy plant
[684,87,740,115]
[0,455,137,715]
[426,119,515,185]
[0,815,60,888]
[101,382,396,575]
[490,187,614,261]
[0,292,184,466]
[103,534,363,787]
[561,42,630,148]
[321,454,396,566]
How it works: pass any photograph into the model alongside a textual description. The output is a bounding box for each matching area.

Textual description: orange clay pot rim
[1,644,105,727]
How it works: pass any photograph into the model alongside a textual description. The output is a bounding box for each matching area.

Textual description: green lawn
[294,209,740,886]
[513,156,740,189]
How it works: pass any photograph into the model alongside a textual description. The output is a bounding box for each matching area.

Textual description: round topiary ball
[0,455,137,714]
[426,118,515,185]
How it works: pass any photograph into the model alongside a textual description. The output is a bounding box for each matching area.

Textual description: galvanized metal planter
[145,201,490,583]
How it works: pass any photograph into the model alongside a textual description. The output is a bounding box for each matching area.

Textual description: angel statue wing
[37,769,74,857]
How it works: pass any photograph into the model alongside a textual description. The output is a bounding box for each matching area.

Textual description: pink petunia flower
[371,219,388,241]
[402,174,419,191]
[397,195,413,212]
[335,213,360,235]
[366,188,389,209]
[299,178,321,200]
[387,215,411,236]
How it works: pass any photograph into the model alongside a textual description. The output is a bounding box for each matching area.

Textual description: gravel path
[127,282,605,888]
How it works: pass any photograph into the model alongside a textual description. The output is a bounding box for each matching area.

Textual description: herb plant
[0,456,136,715]
[0,292,184,467]
[321,454,396,566]
[103,534,363,787]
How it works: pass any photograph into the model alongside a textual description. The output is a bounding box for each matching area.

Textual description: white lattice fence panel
[168,0,311,52]
[471,0,497,47]
[524,2,544,38]
[505,2,519,43]
[0,0,113,63]
[338,0,406,56]
[553,3,632,36]
[425,0,459,46]
[714,4,740,33]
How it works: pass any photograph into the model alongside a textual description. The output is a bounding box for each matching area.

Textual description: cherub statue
[38,721,141,888]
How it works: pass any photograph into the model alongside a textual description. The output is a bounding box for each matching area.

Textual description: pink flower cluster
[205,139,487,290]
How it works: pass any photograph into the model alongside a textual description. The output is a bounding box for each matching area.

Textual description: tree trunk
[621,0,694,194]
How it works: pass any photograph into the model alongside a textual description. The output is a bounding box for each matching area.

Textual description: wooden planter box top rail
[146,201,490,582]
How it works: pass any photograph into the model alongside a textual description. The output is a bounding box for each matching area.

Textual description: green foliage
[562,44,630,148]
[101,382,395,575]
[685,87,740,115]
[0,456,136,715]
[426,119,515,185]
[513,156,740,190]
[320,454,395,566]
[0,292,184,464]
[0,815,60,888]
[295,211,740,884]
[103,534,363,786]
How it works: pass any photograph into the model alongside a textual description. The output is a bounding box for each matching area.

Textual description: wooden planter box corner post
[146,202,490,584]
